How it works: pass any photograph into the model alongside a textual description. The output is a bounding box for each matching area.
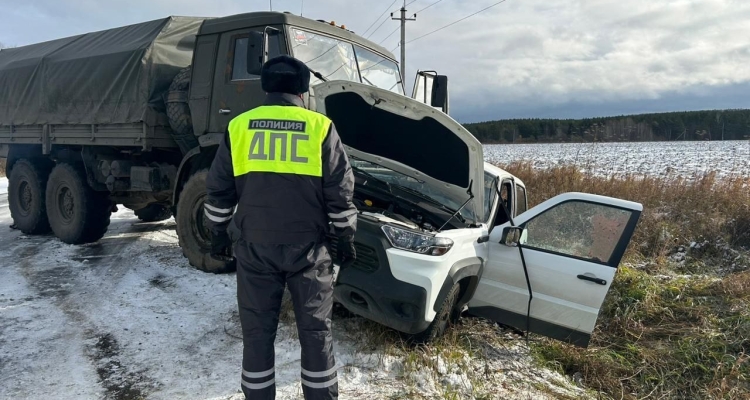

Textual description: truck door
[208,26,287,134]
[469,193,642,347]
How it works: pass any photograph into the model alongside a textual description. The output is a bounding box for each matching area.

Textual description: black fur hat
[261,55,311,95]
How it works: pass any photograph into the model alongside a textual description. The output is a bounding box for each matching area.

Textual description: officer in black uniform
[204,55,357,400]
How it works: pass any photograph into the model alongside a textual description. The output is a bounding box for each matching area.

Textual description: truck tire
[46,163,112,244]
[8,159,52,234]
[166,66,199,154]
[412,283,461,343]
[175,169,235,273]
[134,204,172,222]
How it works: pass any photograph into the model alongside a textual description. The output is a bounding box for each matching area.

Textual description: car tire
[46,163,112,244]
[412,283,461,343]
[175,169,235,273]
[134,204,172,222]
[8,159,53,234]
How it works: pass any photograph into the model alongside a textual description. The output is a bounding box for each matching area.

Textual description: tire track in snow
[9,220,163,400]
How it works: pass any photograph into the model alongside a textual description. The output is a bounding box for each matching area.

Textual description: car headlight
[381,225,454,256]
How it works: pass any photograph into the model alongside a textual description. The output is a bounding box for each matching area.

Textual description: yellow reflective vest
[228,105,333,178]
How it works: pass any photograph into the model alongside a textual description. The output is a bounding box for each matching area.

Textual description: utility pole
[392,1,416,82]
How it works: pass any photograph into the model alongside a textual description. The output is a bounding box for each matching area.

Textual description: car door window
[522,201,634,265]
[231,32,284,81]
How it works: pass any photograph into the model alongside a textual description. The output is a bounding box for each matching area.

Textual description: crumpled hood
[312,81,485,222]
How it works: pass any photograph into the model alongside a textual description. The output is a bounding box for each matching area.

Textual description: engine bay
[352,186,456,233]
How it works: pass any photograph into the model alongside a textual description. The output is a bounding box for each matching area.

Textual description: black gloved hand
[211,231,233,258]
[337,235,357,266]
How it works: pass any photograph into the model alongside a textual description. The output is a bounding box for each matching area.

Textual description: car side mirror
[500,226,523,247]
[247,31,266,76]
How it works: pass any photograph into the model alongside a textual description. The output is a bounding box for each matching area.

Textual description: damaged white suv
[314,82,643,346]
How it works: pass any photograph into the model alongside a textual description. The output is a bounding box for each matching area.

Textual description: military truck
[0,12,448,272]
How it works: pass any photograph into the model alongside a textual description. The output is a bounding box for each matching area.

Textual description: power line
[378,26,400,44]
[407,0,507,44]
[414,0,445,14]
[366,15,390,39]
[362,0,399,37]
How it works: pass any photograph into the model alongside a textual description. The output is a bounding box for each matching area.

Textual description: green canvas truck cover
[0,16,206,126]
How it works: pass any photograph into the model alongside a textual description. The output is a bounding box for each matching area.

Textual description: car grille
[326,235,380,273]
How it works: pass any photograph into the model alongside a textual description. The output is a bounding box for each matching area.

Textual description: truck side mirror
[500,226,523,247]
[247,31,266,76]
[430,75,448,109]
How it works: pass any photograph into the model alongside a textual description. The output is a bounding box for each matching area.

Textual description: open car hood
[313,81,485,222]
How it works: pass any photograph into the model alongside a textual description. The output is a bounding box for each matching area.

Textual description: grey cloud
[1,0,749,122]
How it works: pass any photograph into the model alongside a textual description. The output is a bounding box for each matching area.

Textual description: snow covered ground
[0,183,588,400]
[484,140,750,178]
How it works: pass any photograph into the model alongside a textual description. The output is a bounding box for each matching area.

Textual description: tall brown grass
[499,162,750,399]
[0,158,5,177]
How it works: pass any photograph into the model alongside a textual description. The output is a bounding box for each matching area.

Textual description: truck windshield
[289,27,404,95]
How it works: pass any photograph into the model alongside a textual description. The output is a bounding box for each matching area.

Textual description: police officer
[204,55,357,400]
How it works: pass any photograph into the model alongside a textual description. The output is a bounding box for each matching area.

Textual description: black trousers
[235,239,338,400]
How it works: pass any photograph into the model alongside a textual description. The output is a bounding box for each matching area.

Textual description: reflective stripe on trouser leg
[286,243,338,400]
[235,240,285,400]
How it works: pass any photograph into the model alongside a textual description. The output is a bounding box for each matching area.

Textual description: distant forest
[464,109,750,143]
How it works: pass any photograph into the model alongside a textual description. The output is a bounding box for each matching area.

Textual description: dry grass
[500,162,750,399]
[0,158,5,177]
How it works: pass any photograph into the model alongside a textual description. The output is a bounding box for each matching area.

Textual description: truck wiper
[310,68,327,82]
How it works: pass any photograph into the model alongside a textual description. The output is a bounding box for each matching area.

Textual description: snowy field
[484,140,750,178]
[0,176,587,400]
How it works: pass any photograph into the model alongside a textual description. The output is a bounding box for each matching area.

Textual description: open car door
[469,193,642,347]
[411,70,449,114]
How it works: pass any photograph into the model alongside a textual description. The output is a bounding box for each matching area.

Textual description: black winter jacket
[205,92,357,244]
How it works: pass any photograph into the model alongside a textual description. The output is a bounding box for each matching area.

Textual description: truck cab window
[232,33,283,81]
[493,181,514,226]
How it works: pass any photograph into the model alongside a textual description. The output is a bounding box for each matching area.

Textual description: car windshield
[289,27,403,94]
[351,159,475,221]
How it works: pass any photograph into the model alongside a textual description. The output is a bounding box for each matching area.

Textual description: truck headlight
[381,225,453,256]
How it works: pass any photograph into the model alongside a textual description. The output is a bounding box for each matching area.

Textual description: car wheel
[412,282,461,343]
[134,204,172,222]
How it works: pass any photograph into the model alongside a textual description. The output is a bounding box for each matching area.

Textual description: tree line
[464,109,750,143]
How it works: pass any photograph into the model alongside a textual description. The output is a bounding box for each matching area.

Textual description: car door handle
[219,109,232,115]
[577,274,607,285]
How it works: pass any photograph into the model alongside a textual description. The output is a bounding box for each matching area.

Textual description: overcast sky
[1,0,748,123]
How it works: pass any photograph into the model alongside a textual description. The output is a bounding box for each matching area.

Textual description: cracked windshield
[290,28,404,95]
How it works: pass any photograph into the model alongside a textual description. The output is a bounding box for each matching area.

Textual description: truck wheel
[46,163,112,244]
[166,66,199,154]
[175,169,235,273]
[8,159,52,234]
[134,204,172,222]
[412,283,461,343]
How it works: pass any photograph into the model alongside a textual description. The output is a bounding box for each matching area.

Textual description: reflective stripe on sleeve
[205,203,233,214]
[205,210,232,223]
[332,221,354,228]
[328,209,357,219]
[301,376,338,389]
